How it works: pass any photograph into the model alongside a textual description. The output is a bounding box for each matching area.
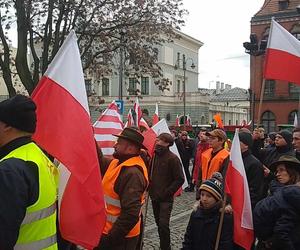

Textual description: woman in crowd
[254,155,300,250]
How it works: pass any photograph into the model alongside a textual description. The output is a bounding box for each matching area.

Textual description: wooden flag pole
[214,193,227,250]
[256,79,266,128]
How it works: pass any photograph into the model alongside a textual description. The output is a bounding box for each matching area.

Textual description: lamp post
[175,54,195,129]
[118,29,126,100]
[243,33,267,129]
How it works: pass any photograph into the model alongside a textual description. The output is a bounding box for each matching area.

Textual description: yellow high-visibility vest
[1,142,58,250]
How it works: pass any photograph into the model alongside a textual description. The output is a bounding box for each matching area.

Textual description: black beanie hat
[268,132,277,141]
[277,130,293,145]
[239,131,253,147]
[0,95,37,133]
[200,172,223,201]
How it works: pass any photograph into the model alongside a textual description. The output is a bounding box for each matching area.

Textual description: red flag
[225,130,254,250]
[140,117,150,131]
[152,103,159,125]
[134,97,142,127]
[142,127,157,157]
[32,31,105,249]
[264,19,300,85]
[94,101,123,156]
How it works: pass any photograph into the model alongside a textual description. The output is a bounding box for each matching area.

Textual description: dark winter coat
[182,203,233,250]
[149,149,184,202]
[241,150,264,209]
[177,138,194,167]
[253,181,300,250]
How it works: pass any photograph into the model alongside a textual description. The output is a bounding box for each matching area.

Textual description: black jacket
[241,150,264,209]
[0,137,39,250]
[182,203,233,250]
[254,181,300,250]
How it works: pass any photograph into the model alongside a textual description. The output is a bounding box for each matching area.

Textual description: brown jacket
[149,149,184,202]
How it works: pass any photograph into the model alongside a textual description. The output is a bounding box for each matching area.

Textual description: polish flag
[125,109,134,127]
[140,117,150,131]
[264,19,300,85]
[32,31,105,249]
[186,114,191,126]
[225,130,254,250]
[152,103,159,125]
[94,101,123,156]
[134,97,142,127]
[175,114,180,126]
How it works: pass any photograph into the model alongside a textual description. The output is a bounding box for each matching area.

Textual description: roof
[198,88,215,95]
[210,87,249,102]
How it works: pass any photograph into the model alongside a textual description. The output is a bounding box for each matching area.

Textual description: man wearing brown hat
[149,133,184,250]
[96,127,149,250]
[201,129,230,181]
[0,95,59,249]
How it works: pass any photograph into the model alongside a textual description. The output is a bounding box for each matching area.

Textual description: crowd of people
[0,94,300,250]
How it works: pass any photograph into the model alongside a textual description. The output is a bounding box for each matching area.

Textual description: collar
[0,136,32,159]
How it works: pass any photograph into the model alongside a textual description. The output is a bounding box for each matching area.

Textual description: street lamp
[243,33,267,129]
[118,29,126,100]
[175,54,196,129]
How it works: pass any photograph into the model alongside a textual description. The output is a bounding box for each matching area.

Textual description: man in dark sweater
[149,133,184,250]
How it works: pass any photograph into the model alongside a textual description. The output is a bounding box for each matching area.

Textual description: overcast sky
[181,0,265,89]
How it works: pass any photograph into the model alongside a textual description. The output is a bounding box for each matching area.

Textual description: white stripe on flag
[94,134,117,141]
[103,109,121,117]
[101,148,115,155]
[94,122,123,129]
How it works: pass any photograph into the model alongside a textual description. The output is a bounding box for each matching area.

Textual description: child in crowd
[182,172,233,250]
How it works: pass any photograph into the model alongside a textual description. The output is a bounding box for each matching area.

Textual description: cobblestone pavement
[142,191,197,250]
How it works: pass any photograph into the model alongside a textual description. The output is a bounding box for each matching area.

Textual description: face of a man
[275,134,287,147]
[199,131,207,141]
[155,137,169,147]
[113,138,131,159]
[240,141,248,153]
[252,129,260,140]
[275,165,291,184]
[208,135,224,151]
[293,131,300,151]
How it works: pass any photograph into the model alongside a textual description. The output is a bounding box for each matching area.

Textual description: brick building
[249,0,300,132]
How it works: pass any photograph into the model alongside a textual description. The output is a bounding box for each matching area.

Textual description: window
[141,77,149,95]
[288,110,298,124]
[278,0,289,11]
[291,23,300,41]
[289,82,300,97]
[177,80,180,92]
[102,78,109,96]
[85,79,92,96]
[128,78,137,95]
[261,111,276,133]
[264,80,275,97]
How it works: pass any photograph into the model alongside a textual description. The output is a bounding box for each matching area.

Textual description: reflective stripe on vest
[0,142,58,250]
[14,234,57,250]
[102,156,149,237]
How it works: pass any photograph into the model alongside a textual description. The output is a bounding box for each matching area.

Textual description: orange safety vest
[102,156,149,237]
[201,148,229,181]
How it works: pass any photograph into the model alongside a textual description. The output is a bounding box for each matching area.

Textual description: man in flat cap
[149,133,184,250]
[96,127,149,250]
[0,95,59,249]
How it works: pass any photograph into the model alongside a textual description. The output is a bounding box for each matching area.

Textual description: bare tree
[0,0,187,96]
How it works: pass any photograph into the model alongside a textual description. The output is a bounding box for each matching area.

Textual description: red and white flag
[186,114,191,126]
[152,102,159,125]
[225,130,254,250]
[125,109,134,127]
[32,31,105,249]
[140,117,150,131]
[175,114,179,126]
[264,19,300,85]
[134,97,142,127]
[94,101,124,156]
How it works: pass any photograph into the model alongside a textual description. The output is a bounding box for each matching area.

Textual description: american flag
[94,101,124,156]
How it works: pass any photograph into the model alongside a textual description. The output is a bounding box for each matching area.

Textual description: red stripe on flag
[32,76,105,248]
[95,115,123,123]
[93,127,122,135]
[264,49,300,85]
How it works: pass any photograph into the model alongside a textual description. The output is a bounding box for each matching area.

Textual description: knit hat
[277,130,293,145]
[200,172,224,201]
[157,133,174,146]
[268,132,277,141]
[0,95,37,133]
[239,131,253,147]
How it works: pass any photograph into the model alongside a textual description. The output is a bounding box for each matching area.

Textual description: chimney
[225,84,230,90]
[216,81,221,94]
[221,82,224,90]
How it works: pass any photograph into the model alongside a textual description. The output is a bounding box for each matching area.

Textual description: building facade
[249,0,300,132]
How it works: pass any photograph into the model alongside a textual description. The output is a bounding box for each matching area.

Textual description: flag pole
[214,193,227,250]
[256,78,266,128]
[139,153,156,250]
